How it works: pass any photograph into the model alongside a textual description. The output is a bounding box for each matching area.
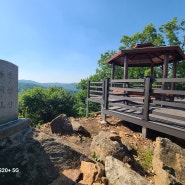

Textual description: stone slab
[0,118,31,139]
[0,60,18,124]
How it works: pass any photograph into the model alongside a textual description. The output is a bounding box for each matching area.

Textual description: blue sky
[0,0,184,83]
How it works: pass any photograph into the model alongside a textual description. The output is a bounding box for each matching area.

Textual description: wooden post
[162,53,169,101]
[86,81,91,117]
[171,61,177,90]
[123,54,128,80]
[87,81,90,98]
[162,53,169,89]
[101,103,106,123]
[86,100,89,118]
[101,80,107,123]
[111,63,115,80]
[104,78,110,110]
[150,64,154,79]
[142,76,151,138]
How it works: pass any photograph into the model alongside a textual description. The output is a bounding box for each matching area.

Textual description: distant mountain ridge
[18,80,78,93]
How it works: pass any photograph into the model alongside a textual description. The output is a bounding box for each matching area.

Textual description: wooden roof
[107,44,185,67]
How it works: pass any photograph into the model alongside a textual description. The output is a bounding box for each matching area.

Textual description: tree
[18,86,75,124]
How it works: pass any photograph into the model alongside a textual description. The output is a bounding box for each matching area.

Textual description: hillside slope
[18,80,78,93]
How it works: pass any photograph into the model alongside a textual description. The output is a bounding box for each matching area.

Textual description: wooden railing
[87,77,185,125]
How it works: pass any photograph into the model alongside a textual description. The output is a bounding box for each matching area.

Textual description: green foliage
[159,17,185,50]
[120,23,165,50]
[73,90,87,117]
[138,148,153,172]
[18,86,75,125]
[92,151,101,162]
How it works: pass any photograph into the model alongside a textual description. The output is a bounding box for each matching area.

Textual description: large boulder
[90,131,131,162]
[152,137,185,185]
[50,114,73,134]
[105,156,152,185]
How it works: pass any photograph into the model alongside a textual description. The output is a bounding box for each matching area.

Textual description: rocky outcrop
[105,156,152,185]
[152,137,185,185]
[50,114,73,134]
[0,127,58,185]
[90,131,131,162]
[0,126,92,185]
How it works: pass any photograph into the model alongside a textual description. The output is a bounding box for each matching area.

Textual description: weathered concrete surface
[105,156,152,185]
[152,137,185,185]
[0,118,31,140]
[0,60,18,124]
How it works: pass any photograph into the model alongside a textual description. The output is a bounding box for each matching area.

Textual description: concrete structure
[0,60,30,140]
[0,60,18,124]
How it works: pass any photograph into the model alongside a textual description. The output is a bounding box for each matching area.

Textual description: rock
[109,131,121,141]
[152,137,185,185]
[71,121,91,137]
[50,169,81,185]
[105,156,152,185]
[0,128,58,185]
[63,169,81,182]
[90,131,131,162]
[50,114,73,134]
[79,161,105,185]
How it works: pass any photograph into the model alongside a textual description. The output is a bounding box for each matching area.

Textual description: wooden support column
[111,63,115,88]
[123,54,128,89]
[162,53,169,101]
[162,53,169,89]
[171,61,177,90]
[150,64,154,79]
[111,63,115,80]
[123,54,128,80]
[86,100,89,118]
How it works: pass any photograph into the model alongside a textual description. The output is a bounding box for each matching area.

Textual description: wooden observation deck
[87,44,185,139]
